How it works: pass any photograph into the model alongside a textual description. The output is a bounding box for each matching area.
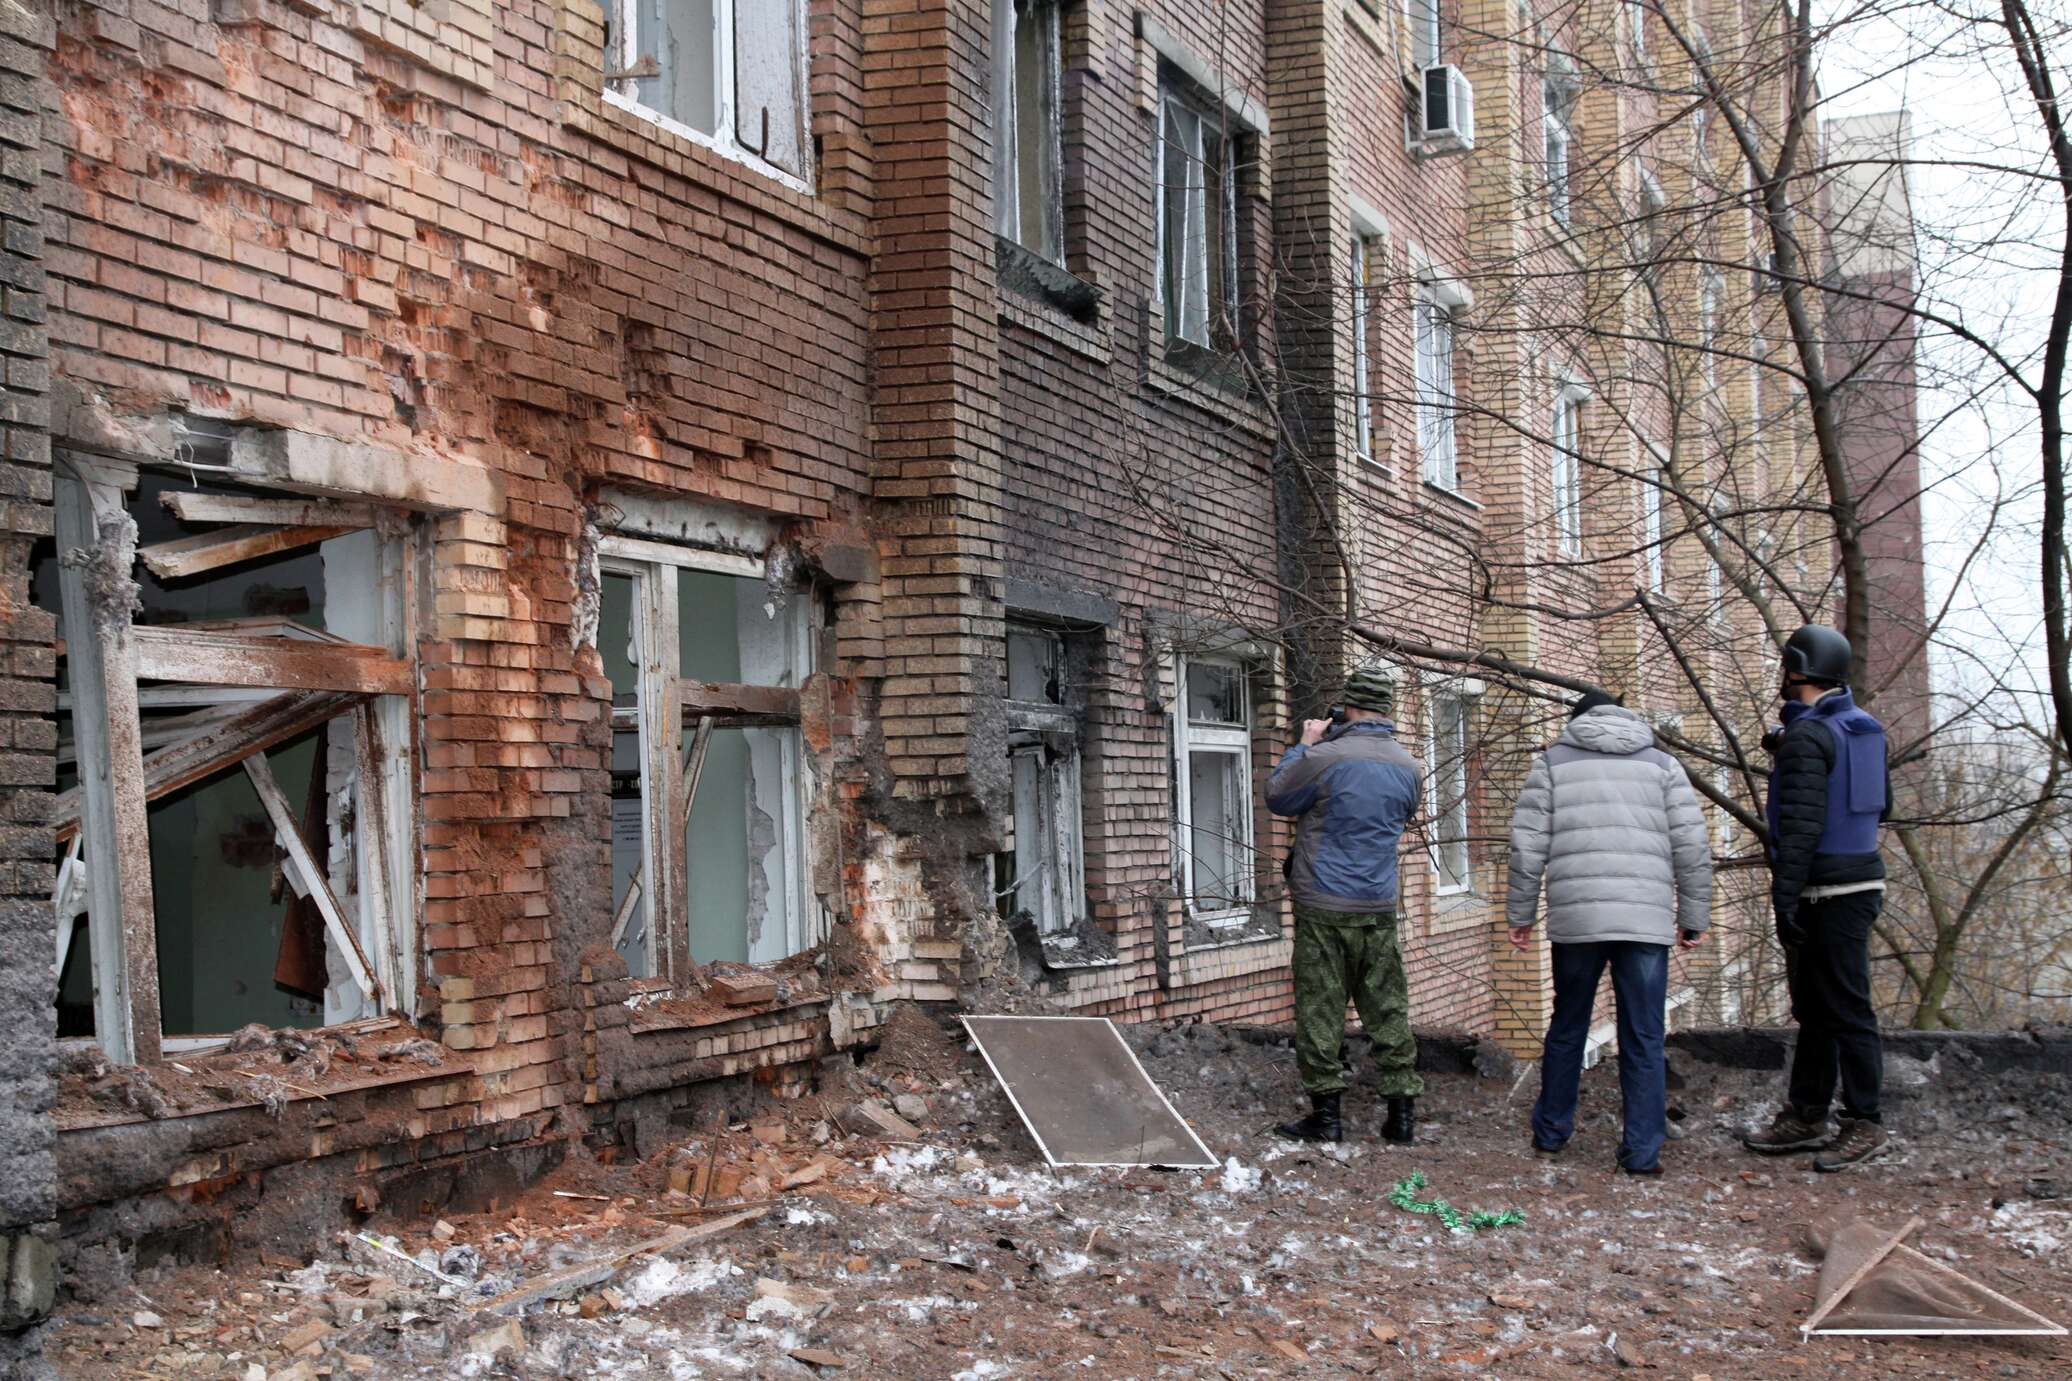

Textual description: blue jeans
[1531,941,1669,1171]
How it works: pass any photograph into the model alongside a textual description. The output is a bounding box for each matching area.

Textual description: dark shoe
[1742,1107,1832,1154]
[1531,1140,1563,1161]
[1813,1117,1890,1172]
[1618,1157,1663,1177]
[1381,1096,1416,1145]
[1274,1092,1343,1144]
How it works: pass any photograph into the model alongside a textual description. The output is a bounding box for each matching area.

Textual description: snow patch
[1220,1157,1262,1193]
[1990,1203,2072,1258]
[625,1254,738,1306]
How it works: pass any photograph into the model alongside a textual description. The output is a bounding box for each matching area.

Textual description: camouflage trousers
[1292,906,1425,1098]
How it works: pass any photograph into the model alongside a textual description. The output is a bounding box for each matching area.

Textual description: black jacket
[1767,717,1891,925]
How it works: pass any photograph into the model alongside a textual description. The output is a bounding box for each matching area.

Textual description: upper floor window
[1415,287,1459,491]
[1408,0,1442,67]
[1157,73,1243,353]
[609,0,810,186]
[1643,444,1667,592]
[1552,386,1586,557]
[1352,235,1376,461]
[1699,266,1723,392]
[993,0,1064,261]
[1544,61,1577,226]
[1628,0,1649,63]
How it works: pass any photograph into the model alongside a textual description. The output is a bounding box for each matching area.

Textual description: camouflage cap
[1342,664,1397,716]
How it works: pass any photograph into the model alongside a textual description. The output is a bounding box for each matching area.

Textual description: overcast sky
[1815,1,2059,727]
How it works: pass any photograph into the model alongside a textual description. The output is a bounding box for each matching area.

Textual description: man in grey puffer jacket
[1506,691,1712,1174]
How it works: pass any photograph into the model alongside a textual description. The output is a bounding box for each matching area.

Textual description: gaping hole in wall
[598,539,816,983]
[41,466,416,1062]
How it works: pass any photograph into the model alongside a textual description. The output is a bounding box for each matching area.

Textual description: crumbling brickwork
[0,4,56,1372]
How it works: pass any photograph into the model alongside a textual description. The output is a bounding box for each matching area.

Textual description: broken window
[992,0,1064,261]
[45,463,419,1066]
[1427,687,1472,894]
[1173,656,1255,925]
[997,626,1086,937]
[1543,60,1576,227]
[596,533,817,984]
[1643,442,1667,593]
[1157,72,1243,353]
[1351,235,1376,462]
[608,0,810,184]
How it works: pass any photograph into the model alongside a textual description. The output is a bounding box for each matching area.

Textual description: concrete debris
[848,1097,920,1140]
[437,1245,482,1282]
[130,1309,162,1329]
[790,1346,845,1368]
[463,1316,525,1362]
[892,1093,931,1125]
[745,1277,835,1321]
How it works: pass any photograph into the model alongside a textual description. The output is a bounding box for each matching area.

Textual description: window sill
[602,88,811,196]
[999,287,1112,369]
[997,237,1102,323]
[628,987,829,1036]
[1144,351,1274,438]
[1038,926,1122,972]
[1182,902,1280,952]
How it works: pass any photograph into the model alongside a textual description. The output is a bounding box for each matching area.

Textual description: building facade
[0,0,1890,1335]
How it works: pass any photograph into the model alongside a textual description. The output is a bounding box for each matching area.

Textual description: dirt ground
[44,1010,2072,1379]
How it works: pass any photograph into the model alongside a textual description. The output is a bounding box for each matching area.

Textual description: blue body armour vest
[1765,689,1887,855]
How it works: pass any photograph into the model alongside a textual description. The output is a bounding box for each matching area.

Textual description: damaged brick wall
[0,5,57,1368]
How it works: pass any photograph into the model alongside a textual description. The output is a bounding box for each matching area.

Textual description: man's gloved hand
[1760,726,1785,756]
[1774,905,1804,950]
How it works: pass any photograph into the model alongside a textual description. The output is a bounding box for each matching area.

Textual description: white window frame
[596,532,818,987]
[1414,279,1464,492]
[1172,654,1256,927]
[1425,682,1476,896]
[992,0,1064,261]
[1156,75,1243,351]
[606,0,813,194]
[1543,64,1575,227]
[1351,234,1375,462]
[1643,441,1667,593]
[1628,0,1648,63]
[1700,267,1723,393]
[1002,625,1086,937]
[1551,384,1587,557]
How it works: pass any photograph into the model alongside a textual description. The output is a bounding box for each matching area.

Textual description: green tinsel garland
[1387,1171,1525,1233]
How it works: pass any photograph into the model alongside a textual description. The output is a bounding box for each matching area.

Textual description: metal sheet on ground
[961,1016,1217,1169]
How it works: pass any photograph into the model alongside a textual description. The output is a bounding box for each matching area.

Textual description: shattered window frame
[605,0,814,192]
[49,458,423,1067]
[595,532,819,990]
[999,624,1087,938]
[1171,653,1257,928]
[992,0,1066,262]
[1155,70,1244,355]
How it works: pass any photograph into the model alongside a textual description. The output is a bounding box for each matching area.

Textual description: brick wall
[0,4,56,1363]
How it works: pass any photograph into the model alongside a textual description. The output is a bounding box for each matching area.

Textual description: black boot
[1382,1096,1416,1145]
[1274,1092,1343,1143]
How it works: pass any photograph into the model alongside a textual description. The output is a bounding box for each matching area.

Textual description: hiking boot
[1274,1092,1342,1144]
[1381,1096,1416,1145]
[1531,1140,1563,1161]
[1813,1117,1890,1172]
[1742,1107,1832,1154]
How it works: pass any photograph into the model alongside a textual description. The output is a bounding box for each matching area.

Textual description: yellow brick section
[352,0,496,90]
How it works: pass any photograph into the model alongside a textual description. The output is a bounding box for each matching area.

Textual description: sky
[1814,0,2062,730]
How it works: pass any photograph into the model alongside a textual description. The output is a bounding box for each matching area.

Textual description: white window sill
[602,87,811,197]
[1421,479,1481,509]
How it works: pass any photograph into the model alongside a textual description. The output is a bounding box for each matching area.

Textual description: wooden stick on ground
[470,1207,767,1315]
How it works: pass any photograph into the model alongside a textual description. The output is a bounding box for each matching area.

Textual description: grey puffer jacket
[1505,706,1713,945]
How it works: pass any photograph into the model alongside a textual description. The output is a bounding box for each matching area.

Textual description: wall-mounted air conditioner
[1416,64,1475,156]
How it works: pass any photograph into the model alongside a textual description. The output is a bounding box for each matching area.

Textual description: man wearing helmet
[1265,664,1424,1145]
[1743,625,1895,1170]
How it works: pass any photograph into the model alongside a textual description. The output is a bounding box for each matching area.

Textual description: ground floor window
[1174,654,1256,926]
[1427,685,1474,894]
[45,461,419,1065]
[997,624,1087,937]
[596,529,818,983]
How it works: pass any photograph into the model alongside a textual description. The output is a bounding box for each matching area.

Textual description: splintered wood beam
[54,468,160,1064]
[55,689,369,843]
[160,491,378,529]
[609,716,715,995]
[138,523,356,580]
[679,680,801,725]
[243,751,379,1004]
[134,627,413,695]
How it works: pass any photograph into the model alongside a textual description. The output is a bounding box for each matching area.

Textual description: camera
[1327,703,1347,725]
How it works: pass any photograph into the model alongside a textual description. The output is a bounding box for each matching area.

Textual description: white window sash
[1643,453,1665,593]
[1426,691,1472,894]
[607,0,812,193]
[1552,390,1584,557]
[1172,656,1255,921]
[1352,237,1373,460]
[1417,299,1458,489]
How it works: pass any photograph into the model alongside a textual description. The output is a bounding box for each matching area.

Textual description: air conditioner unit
[1417,64,1475,155]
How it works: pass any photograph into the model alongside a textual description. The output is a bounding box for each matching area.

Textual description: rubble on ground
[42,1011,2072,1378]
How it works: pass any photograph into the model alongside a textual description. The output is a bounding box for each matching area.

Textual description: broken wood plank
[470,1207,767,1315]
[243,752,379,1003]
[711,972,779,1007]
[160,490,378,529]
[679,680,802,724]
[354,704,401,1010]
[55,690,369,842]
[53,835,85,977]
[611,717,715,996]
[135,627,413,695]
[55,465,161,1064]
[138,523,356,580]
